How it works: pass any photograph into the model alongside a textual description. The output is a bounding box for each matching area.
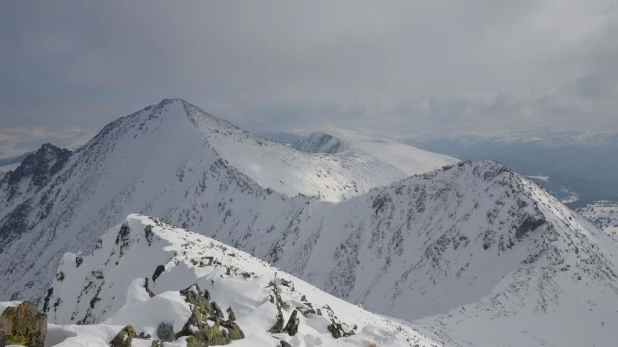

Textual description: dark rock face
[0,144,72,255]
[152,265,165,282]
[283,310,300,336]
[291,132,350,154]
[0,301,47,347]
[4,143,72,199]
[109,325,136,347]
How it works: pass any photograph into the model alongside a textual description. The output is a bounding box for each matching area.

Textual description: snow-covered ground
[14,215,438,347]
[2,99,618,346]
[183,102,456,202]
[349,140,458,176]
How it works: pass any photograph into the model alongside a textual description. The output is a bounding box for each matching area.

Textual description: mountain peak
[2,142,71,196]
[292,132,350,154]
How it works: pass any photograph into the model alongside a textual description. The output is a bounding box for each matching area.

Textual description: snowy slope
[2,99,618,346]
[182,102,418,202]
[350,140,459,176]
[290,132,459,177]
[36,214,439,347]
[0,98,431,303]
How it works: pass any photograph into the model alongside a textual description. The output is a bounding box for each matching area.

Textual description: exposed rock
[226,307,236,321]
[269,310,285,334]
[136,332,151,339]
[0,301,47,347]
[268,280,286,334]
[327,318,356,339]
[143,278,155,298]
[156,322,175,342]
[109,325,136,347]
[280,341,292,347]
[151,340,164,347]
[291,132,350,154]
[177,284,244,345]
[152,265,166,282]
[283,309,300,336]
[144,225,153,246]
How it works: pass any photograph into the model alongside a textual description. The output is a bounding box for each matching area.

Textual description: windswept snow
[38,215,439,347]
[1,99,617,346]
[350,140,459,176]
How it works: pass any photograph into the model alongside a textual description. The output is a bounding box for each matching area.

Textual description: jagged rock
[109,325,136,347]
[151,340,164,347]
[152,265,165,282]
[283,309,300,336]
[0,302,47,347]
[75,255,84,268]
[42,288,53,313]
[144,225,153,246]
[269,310,285,334]
[226,307,236,321]
[280,341,292,347]
[210,302,223,319]
[177,284,244,345]
[143,278,155,298]
[325,312,357,340]
[156,322,175,342]
[279,278,293,289]
[268,279,287,334]
[136,332,151,339]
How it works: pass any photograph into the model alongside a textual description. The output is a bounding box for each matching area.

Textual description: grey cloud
[1,0,617,134]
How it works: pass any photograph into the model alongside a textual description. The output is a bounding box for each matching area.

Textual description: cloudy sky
[1,1,617,136]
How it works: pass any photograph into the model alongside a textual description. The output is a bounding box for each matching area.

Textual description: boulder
[109,325,136,347]
[0,302,47,347]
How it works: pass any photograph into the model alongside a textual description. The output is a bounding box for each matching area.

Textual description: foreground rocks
[176,284,245,346]
[0,302,47,347]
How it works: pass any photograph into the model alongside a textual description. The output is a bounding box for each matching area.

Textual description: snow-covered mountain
[179,102,435,203]
[19,214,437,346]
[0,99,451,303]
[2,99,618,346]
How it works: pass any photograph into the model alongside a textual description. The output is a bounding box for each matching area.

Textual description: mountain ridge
[1,99,617,346]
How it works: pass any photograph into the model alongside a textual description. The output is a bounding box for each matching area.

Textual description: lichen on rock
[0,301,47,347]
[176,284,245,345]
[109,325,136,347]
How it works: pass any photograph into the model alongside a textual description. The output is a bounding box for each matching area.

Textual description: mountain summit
[1,99,617,346]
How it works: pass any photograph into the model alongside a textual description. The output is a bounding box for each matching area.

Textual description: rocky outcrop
[291,132,350,154]
[0,302,47,347]
[283,309,300,336]
[176,284,244,346]
[109,325,136,347]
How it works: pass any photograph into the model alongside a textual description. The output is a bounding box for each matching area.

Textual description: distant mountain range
[1,99,617,346]
[406,132,618,206]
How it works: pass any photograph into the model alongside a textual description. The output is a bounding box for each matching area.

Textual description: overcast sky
[1,1,617,136]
